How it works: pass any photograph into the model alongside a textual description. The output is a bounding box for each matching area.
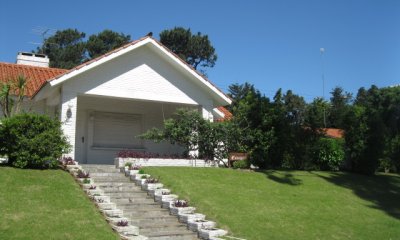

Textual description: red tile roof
[322,128,344,139]
[215,106,233,122]
[0,62,67,97]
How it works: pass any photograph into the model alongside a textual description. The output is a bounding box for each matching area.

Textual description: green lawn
[0,166,118,240]
[143,167,400,240]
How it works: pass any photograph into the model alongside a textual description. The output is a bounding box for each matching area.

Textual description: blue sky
[1,0,399,101]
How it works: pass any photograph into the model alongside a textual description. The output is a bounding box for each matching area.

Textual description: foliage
[86,29,131,59]
[116,220,129,227]
[145,177,159,184]
[0,113,71,169]
[125,162,133,167]
[0,75,27,118]
[77,170,90,178]
[83,178,91,184]
[232,160,250,169]
[140,109,206,158]
[36,28,86,69]
[174,200,189,208]
[328,86,352,128]
[160,27,217,73]
[311,138,345,171]
[138,169,145,174]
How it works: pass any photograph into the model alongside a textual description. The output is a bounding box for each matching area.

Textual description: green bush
[0,113,71,169]
[232,160,250,169]
[312,137,345,171]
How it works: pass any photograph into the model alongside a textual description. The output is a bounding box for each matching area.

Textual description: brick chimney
[16,52,49,67]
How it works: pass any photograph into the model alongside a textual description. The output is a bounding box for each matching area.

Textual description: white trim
[49,39,152,87]
[213,107,225,119]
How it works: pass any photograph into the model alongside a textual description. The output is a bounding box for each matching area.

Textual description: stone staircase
[81,164,199,240]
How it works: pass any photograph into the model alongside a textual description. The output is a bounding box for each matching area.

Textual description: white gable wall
[62,45,213,107]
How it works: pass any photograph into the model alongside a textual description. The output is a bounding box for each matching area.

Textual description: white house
[0,36,232,164]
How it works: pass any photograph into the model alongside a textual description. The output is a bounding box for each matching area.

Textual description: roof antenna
[30,26,56,53]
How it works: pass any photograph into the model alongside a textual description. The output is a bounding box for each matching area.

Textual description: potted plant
[169,200,196,216]
[141,177,163,191]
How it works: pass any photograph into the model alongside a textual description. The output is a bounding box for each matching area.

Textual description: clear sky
[1,0,399,101]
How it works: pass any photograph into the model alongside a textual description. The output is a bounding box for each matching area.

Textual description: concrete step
[129,216,179,225]
[124,209,171,218]
[91,177,131,183]
[112,197,155,204]
[142,229,198,239]
[81,164,199,239]
[116,202,161,210]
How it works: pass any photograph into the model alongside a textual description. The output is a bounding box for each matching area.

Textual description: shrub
[232,160,250,169]
[0,113,71,169]
[312,137,345,171]
[138,169,145,174]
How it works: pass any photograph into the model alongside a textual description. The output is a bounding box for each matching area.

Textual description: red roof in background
[322,128,344,139]
[0,62,67,97]
[215,106,233,122]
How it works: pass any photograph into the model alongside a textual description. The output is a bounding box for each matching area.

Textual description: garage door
[92,111,143,149]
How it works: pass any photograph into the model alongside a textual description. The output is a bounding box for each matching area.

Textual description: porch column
[60,91,78,160]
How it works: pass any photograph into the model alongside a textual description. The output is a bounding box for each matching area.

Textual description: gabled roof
[33,36,231,105]
[0,62,67,97]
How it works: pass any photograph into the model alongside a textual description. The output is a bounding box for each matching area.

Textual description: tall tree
[86,30,131,59]
[36,29,86,69]
[160,27,217,73]
[305,97,330,129]
[328,86,352,128]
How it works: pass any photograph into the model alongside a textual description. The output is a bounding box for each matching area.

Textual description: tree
[328,86,352,128]
[36,29,86,69]
[86,30,131,59]
[0,75,27,118]
[305,97,330,129]
[160,27,217,73]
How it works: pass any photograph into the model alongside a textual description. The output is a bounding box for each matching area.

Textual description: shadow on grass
[314,171,400,220]
[262,171,303,186]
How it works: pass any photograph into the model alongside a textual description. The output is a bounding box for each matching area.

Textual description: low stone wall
[114,157,216,168]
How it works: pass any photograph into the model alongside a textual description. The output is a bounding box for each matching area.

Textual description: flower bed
[115,150,216,168]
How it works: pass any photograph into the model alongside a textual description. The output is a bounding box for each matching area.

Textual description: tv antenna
[30,26,56,53]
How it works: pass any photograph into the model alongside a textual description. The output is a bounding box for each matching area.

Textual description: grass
[0,166,118,240]
[143,167,400,240]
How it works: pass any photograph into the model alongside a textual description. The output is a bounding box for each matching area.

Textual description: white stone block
[198,228,228,239]
[178,213,206,223]
[154,194,178,203]
[188,220,216,232]
[170,206,196,216]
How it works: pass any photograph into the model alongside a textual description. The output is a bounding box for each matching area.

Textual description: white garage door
[92,111,143,149]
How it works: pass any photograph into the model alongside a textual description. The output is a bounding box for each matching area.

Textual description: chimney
[16,52,49,67]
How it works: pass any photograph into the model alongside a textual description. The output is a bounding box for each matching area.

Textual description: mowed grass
[0,166,118,240]
[143,167,400,240]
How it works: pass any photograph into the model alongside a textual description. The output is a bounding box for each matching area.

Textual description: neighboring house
[322,128,344,139]
[0,36,232,164]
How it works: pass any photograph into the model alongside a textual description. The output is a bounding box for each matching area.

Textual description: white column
[60,90,78,160]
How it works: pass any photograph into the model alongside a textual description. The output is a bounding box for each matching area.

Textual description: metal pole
[320,48,327,128]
